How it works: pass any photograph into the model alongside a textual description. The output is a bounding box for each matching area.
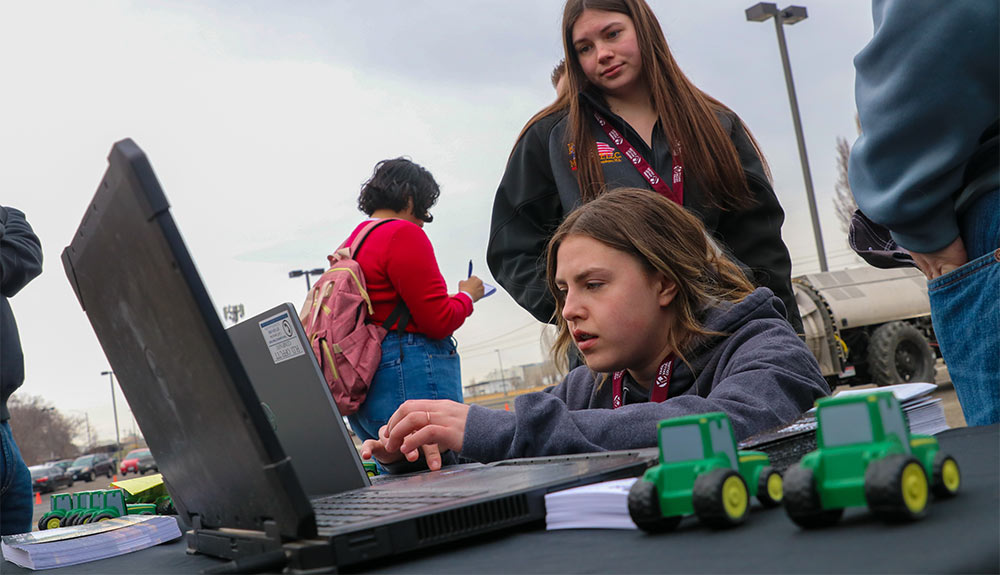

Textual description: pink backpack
[299,219,409,415]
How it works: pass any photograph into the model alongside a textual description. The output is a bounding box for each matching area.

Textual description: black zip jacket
[487,93,802,334]
[1,206,43,421]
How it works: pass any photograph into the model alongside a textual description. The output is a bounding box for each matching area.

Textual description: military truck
[627,412,783,532]
[794,267,938,388]
[783,391,960,528]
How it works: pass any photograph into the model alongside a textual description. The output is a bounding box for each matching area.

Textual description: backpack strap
[350,218,397,258]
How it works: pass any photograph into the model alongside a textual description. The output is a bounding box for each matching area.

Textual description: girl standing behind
[488,0,802,335]
[364,189,828,471]
[343,158,484,443]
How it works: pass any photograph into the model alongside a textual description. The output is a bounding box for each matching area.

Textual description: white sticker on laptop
[258,310,306,364]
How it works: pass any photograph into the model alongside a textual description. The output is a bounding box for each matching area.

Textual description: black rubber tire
[38,514,63,531]
[692,468,749,529]
[77,511,95,525]
[91,512,117,522]
[627,480,682,533]
[868,321,936,386]
[85,471,94,483]
[756,466,783,508]
[865,455,929,521]
[931,452,961,498]
[783,464,844,528]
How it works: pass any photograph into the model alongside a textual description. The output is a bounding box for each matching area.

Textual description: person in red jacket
[343,158,485,443]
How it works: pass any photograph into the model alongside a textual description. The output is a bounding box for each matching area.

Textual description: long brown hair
[516,0,767,209]
[545,188,755,372]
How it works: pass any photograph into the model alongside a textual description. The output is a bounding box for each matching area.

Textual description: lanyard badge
[611,354,675,409]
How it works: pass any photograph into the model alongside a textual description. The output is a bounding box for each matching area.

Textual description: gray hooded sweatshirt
[461,288,829,463]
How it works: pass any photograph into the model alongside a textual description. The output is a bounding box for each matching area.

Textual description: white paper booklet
[545,477,639,530]
[1,514,181,570]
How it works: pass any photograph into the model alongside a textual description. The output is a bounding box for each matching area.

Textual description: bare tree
[7,395,82,465]
[834,114,863,235]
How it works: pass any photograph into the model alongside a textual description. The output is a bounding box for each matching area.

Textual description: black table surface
[5,424,997,574]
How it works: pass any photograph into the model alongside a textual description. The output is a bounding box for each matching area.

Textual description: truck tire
[865,454,929,521]
[692,469,749,528]
[868,321,936,386]
[784,465,843,528]
[627,480,682,533]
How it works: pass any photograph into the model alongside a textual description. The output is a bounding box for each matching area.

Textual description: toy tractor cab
[784,391,960,528]
[627,412,783,532]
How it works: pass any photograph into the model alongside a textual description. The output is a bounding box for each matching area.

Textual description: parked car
[119,448,157,475]
[45,459,75,474]
[29,464,74,493]
[67,453,116,482]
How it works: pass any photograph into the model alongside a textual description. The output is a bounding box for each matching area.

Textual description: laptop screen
[62,139,317,539]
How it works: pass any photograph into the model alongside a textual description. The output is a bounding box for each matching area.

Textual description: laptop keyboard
[312,491,472,527]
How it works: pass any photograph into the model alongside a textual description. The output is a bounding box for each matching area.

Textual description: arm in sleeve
[487,125,564,324]
[0,206,43,297]
[384,225,473,340]
[716,120,801,334]
[461,319,827,462]
[848,0,1000,253]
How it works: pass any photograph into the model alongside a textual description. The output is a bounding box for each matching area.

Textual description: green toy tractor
[783,391,960,528]
[37,489,158,531]
[627,412,783,532]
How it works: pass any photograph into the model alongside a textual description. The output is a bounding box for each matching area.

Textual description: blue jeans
[928,190,999,426]
[348,332,463,443]
[1,420,33,535]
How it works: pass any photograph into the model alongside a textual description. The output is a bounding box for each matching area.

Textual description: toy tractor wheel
[868,321,935,386]
[627,480,682,533]
[784,464,844,528]
[692,469,749,528]
[61,513,79,527]
[865,455,929,521]
[38,513,63,531]
[756,466,783,508]
[931,452,961,498]
[91,512,117,522]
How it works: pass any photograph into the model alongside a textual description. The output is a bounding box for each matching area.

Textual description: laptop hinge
[187,518,336,574]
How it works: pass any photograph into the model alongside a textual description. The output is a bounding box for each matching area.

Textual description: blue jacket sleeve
[848,0,1000,253]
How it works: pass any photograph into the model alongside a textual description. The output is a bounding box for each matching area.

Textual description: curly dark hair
[357,158,440,223]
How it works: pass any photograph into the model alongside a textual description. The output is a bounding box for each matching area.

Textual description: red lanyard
[611,354,675,409]
[594,112,683,205]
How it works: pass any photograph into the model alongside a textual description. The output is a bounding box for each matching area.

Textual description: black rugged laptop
[61,139,653,571]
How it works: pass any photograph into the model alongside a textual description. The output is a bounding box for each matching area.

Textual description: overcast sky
[1,0,874,444]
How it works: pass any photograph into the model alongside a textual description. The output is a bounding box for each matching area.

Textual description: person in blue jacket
[849,1,998,426]
[362,189,828,471]
[1,206,43,535]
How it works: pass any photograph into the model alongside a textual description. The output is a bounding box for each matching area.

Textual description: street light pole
[100,370,122,463]
[288,268,325,291]
[746,2,828,272]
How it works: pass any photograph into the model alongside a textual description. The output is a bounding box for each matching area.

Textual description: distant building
[464,359,562,398]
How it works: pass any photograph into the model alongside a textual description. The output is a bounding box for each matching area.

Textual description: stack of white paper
[544,477,639,530]
[1,515,181,570]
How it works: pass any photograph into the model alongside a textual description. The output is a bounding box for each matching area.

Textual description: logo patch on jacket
[567,142,622,171]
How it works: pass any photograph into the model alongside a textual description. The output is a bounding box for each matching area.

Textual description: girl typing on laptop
[361,189,829,471]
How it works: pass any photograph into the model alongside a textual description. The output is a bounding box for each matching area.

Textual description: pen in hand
[468,260,473,279]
